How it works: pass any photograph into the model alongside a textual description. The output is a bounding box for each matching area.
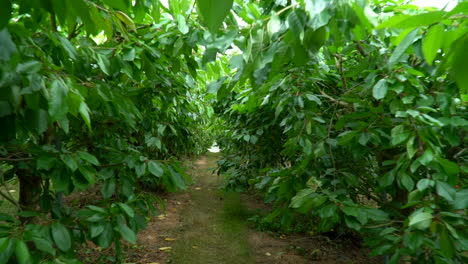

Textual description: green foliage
[0,0,215,263]
[197,0,234,35]
[212,0,468,262]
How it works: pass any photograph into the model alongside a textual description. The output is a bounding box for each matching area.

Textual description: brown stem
[50,12,57,32]
[0,157,33,161]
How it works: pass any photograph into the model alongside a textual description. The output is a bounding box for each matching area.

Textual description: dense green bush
[0,1,214,263]
[213,0,467,262]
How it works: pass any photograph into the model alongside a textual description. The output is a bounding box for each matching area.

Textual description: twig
[319,90,349,106]
[263,3,299,21]
[67,24,84,40]
[50,12,57,32]
[0,157,33,161]
[333,54,347,90]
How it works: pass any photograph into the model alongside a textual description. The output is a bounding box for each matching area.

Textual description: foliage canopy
[0,0,467,263]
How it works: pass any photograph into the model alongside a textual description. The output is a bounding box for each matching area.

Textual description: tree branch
[50,12,57,32]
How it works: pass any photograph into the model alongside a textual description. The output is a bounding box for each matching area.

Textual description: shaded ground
[124,153,382,264]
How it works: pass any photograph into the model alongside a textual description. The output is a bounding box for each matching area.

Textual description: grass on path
[169,153,253,264]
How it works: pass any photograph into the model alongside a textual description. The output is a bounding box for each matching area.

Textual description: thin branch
[354,41,367,57]
[100,163,124,168]
[50,12,57,32]
[263,3,299,21]
[333,54,347,90]
[0,189,20,209]
[319,90,349,106]
[67,24,84,40]
[0,157,33,161]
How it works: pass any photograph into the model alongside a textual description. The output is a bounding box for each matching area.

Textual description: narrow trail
[169,154,251,264]
[132,153,381,264]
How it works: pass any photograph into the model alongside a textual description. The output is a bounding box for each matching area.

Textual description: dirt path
[128,154,382,264]
[167,155,251,264]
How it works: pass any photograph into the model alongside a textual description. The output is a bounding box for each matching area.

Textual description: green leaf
[61,154,78,171]
[96,53,111,75]
[437,157,460,182]
[57,36,78,61]
[79,166,96,184]
[36,155,57,170]
[168,168,187,191]
[404,231,424,252]
[32,237,55,256]
[391,125,410,145]
[150,0,160,22]
[416,179,434,191]
[342,206,364,222]
[406,136,416,159]
[287,9,307,41]
[0,237,14,262]
[290,189,314,208]
[135,162,147,177]
[436,181,456,202]
[97,223,113,248]
[380,171,395,187]
[372,79,388,100]
[103,0,128,11]
[197,0,234,35]
[15,240,31,264]
[0,29,16,61]
[439,225,455,258]
[305,0,331,30]
[117,202,135,218]
[77,151,99,165]
[122,48,136,61]
[370,244,392,256]
[16,61,42,73]
[177,14,189,34]
[451,37,468,96]
[115,222,137,244]
[79,102,92,130]
[51,222,71,252]
[18,211,41,218]
[422,24,444,65]
[48,79,69,122]
[90,223,105,238]
[115,11,136,31]
[101,178,116,199]
[148,160,164,177]
[317,204,337,218]
[377,11,444,29]
[418,149,434,166]
[388,29,419,67]
[399,173,414,191]
[453,189,468,210]
[409,211,433,230]
[267,14,281,37]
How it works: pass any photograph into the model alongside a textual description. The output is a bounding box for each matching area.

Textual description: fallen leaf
[265,252,271,256]
[195,187,201,190]
[164,237,177,241]
[159,247,172,251]
[192,245,198,249]
[157,214,167,220]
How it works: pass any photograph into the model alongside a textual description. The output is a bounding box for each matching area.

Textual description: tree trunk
[18,169,42,221]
